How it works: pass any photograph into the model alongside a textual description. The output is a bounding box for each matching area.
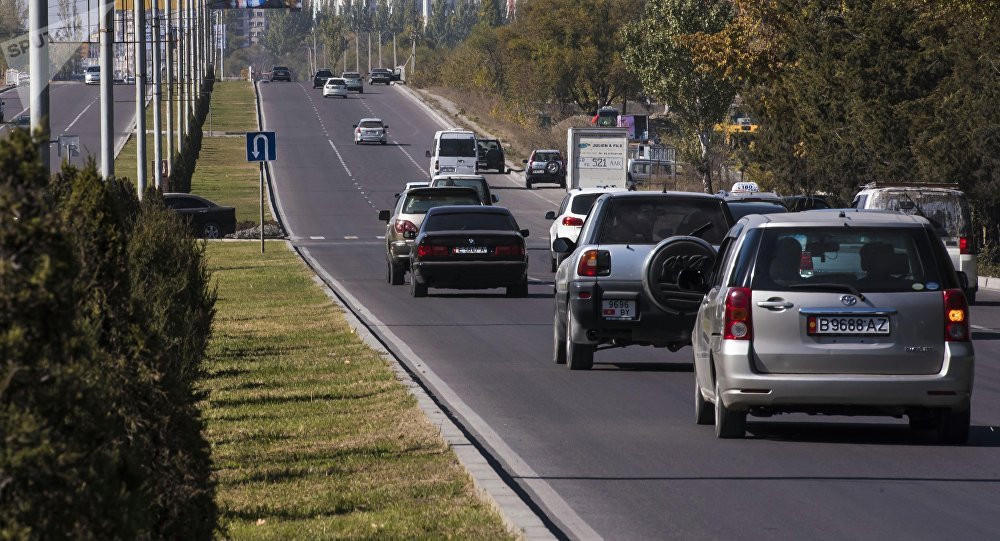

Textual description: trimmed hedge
[170,78,215,194]
[0,129,217,539]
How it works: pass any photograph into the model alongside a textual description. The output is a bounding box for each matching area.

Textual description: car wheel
[410,276,427,297]
[359,88,364,94]
[566,311,594,370]
[559,179,566,188]
[908,414,936,431]
[545,160,560,175]
[714,379,746,438]
[526,180,533,190]
[506,276,528,298]
[966,290,976,305]
[202,222,222,239]
[694,365,714,425]
[642,236,717,317]
[381,140,387,145]
[387,260,404,286]
[550,256,557,273]
[553,308,567,364]
[936,406,970,444]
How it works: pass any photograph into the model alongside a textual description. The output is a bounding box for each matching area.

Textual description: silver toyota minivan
[693,210,974,443]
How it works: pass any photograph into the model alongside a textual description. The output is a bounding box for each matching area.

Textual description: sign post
[246,131,277,253]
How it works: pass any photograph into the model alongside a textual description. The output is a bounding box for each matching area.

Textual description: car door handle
[756,300,793,309]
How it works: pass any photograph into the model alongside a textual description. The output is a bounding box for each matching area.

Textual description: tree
[622,0,738,193]
[478,0,504,27]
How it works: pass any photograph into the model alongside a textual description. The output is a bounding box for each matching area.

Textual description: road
[259,80,1000,540]
[1,82,137,171]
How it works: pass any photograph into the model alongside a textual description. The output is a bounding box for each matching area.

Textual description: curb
[978,275,999,292]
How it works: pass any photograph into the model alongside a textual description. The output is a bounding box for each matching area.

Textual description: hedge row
[0,129,217,539]
[169,77,214,194]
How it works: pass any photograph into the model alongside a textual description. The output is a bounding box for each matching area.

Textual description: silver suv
[552,192,733,369]
[693,210,974,442]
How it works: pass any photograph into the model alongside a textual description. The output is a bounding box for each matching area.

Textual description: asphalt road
[1,81,137,171]
[260,80,1000,540]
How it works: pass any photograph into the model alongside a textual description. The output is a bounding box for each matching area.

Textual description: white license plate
[808,316,890,335]
[532,169,543,173]
[602,299,636,320]
[453,246,489,254]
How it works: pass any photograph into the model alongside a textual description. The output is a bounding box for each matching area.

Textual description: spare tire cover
[641,236,717,316]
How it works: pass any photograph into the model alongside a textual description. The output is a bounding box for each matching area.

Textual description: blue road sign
[246,131,277,162]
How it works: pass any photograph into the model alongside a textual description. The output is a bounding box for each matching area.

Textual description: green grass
[192,136,271,223]
[203,81,258,133]
[203,242,514,540]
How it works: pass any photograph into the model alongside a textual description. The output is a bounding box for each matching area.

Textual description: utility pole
[28,0,50,172]
[177,7,186,150]
[100,0,115,178]
[135,0,148,197]
[166,0,174,180]
[186,0,194,132]
[152,0,163,189]
[220,11,225,79]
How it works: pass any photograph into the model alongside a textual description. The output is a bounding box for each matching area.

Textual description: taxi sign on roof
[731,181,760,193]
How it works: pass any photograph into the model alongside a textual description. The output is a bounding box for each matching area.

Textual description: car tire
[559,179,566,188]
[545,160,560,175]
[714,379,746,438]
[202,222,222,239]
[966,290,976,305]
[550,256,557,273]
[566,311,594,370]
[506,277,528,298]
[359,88,364,94]
[642,236,717,317]
[410,276,427,297]
[553,308,567,364]
[526,180,533,190]
[908,414,935,431]
[936,406,970,444]
[387,260,404,286]
[694,369,714,425]
[381,140,387,145]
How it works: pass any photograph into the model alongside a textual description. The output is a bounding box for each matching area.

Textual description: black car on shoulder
[369,68,392,85]
[406,206,529,298]
[477,138,507,173]
[312,68,334,88]
[163,193,237,239]
[271,66,292,82]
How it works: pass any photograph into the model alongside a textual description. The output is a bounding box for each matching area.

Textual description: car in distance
[323,78,348,98]
[523,149,566,189]
[427,129,478,177]
[341,71,363,93]
[407,206,530,298]
[163,193,237,239]
[783,194,831,212]
[353,118,388,145]
[312,68,334,88]
[727,200,788,221]
[693,210,974,442]
[270,66,292,82]
[477,138,507,173]
[379,187,484,285]
[429,174,499,205]
[545,187,627,272]
[84,65,101,85]
[13,114,31,131]
[369,68,392,85]
[552,191,734,369]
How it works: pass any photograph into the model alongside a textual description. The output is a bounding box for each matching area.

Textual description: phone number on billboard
[579,157,623,169]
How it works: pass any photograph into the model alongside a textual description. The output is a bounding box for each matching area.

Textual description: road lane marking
[343,235,358,239]
[64,97,99,132]
[327,139,353,177]
[309,236,325,240]
[393,140,425,174]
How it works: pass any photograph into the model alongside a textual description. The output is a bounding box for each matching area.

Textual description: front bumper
[714,340,974,412]
[567,280,696,346]
[412,260,527,289]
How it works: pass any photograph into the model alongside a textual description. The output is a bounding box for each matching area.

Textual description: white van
[426,130,478,178]
[853,182,978,303]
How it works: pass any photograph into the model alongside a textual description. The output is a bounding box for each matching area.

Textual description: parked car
[523,149,566,189]
[163,193,237,239]
[378,187,483,285]
[270,66,292,82]
[391,67,403,82]
[312,68,334,88]
[544,187,627,271]
[429,174,498,205]
[783,194,832,211]
[84,65,101,85]
[693,210,974,443]
[552,191,734,369]
[369,68,392,85]
[407,206,530,298]
[322,77,348,98]
[353,118,388,145]
[476,138,507,173]
[341,71,363,93]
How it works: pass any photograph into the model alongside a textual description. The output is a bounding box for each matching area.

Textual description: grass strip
[202,241,514,540]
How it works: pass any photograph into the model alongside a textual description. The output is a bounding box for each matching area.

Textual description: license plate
[532,169,544,173]
[602,299,636,320]
[807,316,890,336]
[441,167,456,172]
[453,246,489,254]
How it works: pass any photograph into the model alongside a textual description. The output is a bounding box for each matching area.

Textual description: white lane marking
[343,235,358,240]
[298,247,601,541]
[328,139,353,177]
[394,140,425,174]
[310,236,325,240]
[0,105,29,133]
[376,235,385,239]
[64,97,98,132]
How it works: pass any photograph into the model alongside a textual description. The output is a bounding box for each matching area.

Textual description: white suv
[544,187,626,272]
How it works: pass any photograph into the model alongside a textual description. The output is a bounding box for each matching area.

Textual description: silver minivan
[693,210,974,443]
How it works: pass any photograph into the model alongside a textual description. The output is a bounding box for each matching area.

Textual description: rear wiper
[688,222,711,238]
[900,192,944,233]
[787,282,866,301]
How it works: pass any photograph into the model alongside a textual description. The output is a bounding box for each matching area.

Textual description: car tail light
[577,249,610,277]
[393,219,418,235]
[943,288,969,342]
[416,244,449,258]
[562,216,584,227]
[959,236,972,254]
[799,251,813,271]
[494,245,524,256]
[724,287,752,340]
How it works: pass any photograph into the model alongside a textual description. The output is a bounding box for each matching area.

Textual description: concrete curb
[978,275,999,292]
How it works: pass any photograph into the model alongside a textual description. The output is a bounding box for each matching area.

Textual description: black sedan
[163,193,237,239]
[270,66,292,82]
[406,206,529,298]
[312,68,334,88]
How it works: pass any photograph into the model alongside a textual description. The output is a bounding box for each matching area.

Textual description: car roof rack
[859,181,960,189]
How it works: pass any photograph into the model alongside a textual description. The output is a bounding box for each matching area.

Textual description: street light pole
[100,0,115,178]
[28,0,50,172]
[135,0,148,197]
[152,0,163,189]
[166,0,174,180]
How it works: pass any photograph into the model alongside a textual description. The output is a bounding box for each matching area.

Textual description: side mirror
[520,229,530,238]
[378,210,390,222]
[552,237,575,254]
[544,211,557,220]
[425,150,431,158]
[957,271,970,292]
[384,124,389,130]
[522,159,528,164]
[491,194,500,204]
[403,230,417,240]
[352,124,358,128]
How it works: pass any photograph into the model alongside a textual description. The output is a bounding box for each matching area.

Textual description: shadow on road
[600,362,693,373]
[746,421,1000,447]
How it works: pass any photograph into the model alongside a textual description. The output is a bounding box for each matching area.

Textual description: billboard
[208,0,302,9]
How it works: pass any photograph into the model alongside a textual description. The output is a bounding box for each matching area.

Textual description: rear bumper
[357,134,386,142]
[526,171,565,183]
[389,241,411,263]
[412,260,527,288]
[715,340,974,412]
[567,280,696,346]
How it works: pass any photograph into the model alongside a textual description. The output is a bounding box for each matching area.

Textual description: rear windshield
[751,227,945,293]
[432,178,485,200]
[439,138,477,157]
[316,70,333,77]
[424,212,516,232]
[533,152,560,162]
[402,193,480,214]
[359,120,383,128]
[343,72,360,78]
[866,190,970,238]
[570,193,604,215]
[597,198,729,245]
[728,201,787,221]
[327,79,345,86]
[86,66,100,73]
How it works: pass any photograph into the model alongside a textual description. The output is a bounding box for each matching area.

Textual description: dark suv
[369,68,392,85]
[523,149,566,189]
[312,68,334,88]
[477,139,507,173]
[271,66,291,82]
